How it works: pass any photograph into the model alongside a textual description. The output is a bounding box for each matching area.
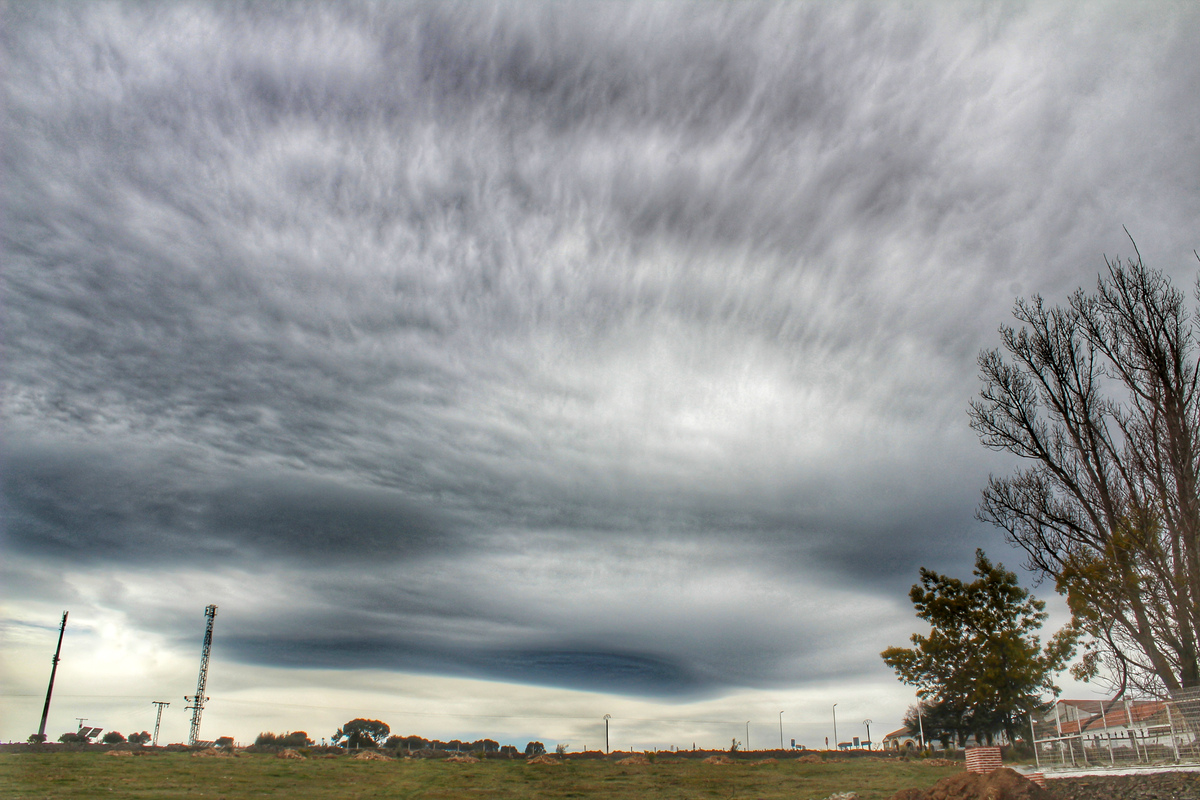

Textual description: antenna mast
[37,611,68,742]
[184,604,217,746]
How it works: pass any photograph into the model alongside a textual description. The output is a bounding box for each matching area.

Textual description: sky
[2,0,1199,750]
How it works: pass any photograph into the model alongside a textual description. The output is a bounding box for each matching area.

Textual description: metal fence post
[1099,701,1114,765]
[1030,715,1041,770]
[1167,702,1180,762]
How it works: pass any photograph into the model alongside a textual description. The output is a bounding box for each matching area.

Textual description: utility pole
[604,714,611,754]
[184,605,217,746]
[152,701,170,747]
[37,612,68,742]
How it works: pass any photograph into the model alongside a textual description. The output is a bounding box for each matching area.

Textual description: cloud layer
[3,0,1199,740]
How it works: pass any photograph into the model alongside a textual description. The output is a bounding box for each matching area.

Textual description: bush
[58,732,87,743]
[27,733,47,744]
[215,736,235,748]
[524,741,546,756]
[555,743,568,755]
[102,731,126,744]
[256,731,312,747]
[127,731,151,745]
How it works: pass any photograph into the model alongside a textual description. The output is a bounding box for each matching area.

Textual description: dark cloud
[2,0,1198,708]
[2,438,460,565]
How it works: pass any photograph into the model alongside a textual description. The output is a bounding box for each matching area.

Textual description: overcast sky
[3,0,1199,749]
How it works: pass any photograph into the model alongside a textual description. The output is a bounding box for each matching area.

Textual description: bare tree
[970,246,1200,696]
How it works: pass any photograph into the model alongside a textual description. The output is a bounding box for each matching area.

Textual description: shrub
[524,741,546,757]
[555,743,569,755]
[102,731,126,744]
[127,731,151,745]
[27,733,47,744]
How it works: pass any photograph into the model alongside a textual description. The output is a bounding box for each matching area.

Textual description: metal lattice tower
[151,701,170,747]
[184,605,217,746]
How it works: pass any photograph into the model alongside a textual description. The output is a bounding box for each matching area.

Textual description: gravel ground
[1050,771,1200,799]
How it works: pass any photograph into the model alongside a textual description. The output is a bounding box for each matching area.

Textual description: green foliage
[332,719,390,749]
[126,731,151,745]
[524,741,546,756]
[58,732,87,743]
[256,731,312,747]
[882,549,1077,744]
[102,731,126,745]
[27,733,47,744]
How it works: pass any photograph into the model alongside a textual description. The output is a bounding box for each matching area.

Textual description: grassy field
[0,751,963,800]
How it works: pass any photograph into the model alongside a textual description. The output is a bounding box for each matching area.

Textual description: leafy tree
[102,731,126,744]
[332,719,390,749]
[971,251,1200,694]
[902,699,969,749]
[27,733,47,744]
[881,549,1076,745]
[524,741,546,756]
[58,732,87,743]
[126,731,151,745]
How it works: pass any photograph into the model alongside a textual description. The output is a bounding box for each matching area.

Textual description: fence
[1028,688,1200,771]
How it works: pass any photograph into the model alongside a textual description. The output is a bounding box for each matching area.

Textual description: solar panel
[80,727,102,738]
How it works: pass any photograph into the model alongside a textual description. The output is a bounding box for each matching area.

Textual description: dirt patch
[921,758,959,768]
[105,750,132,757]
[797,754,824,763]
[752,758,778,765]
[526,754,561,765]
[444,755,479,763]
[352,750,390,761]
[190,748,227,758]
[616,755,650,765]
[1051,771,1200,800]
[276,749,305,759]
[703,755,735,765]
[886,767,1051,800]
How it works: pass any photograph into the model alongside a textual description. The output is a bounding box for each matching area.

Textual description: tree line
[884,244,1200,746]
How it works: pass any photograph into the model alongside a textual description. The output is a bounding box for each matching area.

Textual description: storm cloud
[3,0,1199,744]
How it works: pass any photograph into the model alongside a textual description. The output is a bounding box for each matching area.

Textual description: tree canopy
[970,251,1200,694]
[332,718,390,749]
[881,549,1076,745]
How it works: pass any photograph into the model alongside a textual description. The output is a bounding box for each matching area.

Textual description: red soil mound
[888,768,1052,800]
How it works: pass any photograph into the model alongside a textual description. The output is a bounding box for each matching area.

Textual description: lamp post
[779,711,784,750]
[863,719,872,751]
[604,714,611,754]
[832,704,838,751]
[746,721,750,751]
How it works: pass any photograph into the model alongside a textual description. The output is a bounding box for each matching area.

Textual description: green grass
[0,752,962,800]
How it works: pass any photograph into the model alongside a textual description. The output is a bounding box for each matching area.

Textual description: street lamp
[779,711,784,750]
[604,715,611,754]
[863,719,872,751]
[832,704,838,751]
